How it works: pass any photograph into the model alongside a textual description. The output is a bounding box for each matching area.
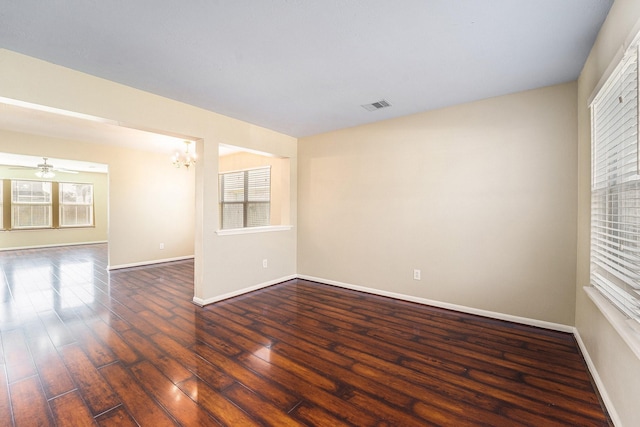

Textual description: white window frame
[219,166,271,230]
[590,39,640,324]
[11,180,53,229]
[59,182,94,228]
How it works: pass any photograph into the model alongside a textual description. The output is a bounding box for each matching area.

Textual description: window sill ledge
[216,225,293,236]
[584,286,640,361]
[1,226,95,231]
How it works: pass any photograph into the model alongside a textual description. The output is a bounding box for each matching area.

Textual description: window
[219,166,270,229]
[2,179,96,230]
[11,180,52,229]
[590,42,640,322]
[60,183,94,227]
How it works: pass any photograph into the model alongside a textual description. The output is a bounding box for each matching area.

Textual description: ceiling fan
[10,157,79,178]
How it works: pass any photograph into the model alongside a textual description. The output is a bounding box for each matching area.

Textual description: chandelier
[171,141,196,169]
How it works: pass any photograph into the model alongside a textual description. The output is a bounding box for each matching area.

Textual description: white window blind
[11,180,52,229]
[60,183,94,227]
[219,166,271,229]
[590,43,640,321]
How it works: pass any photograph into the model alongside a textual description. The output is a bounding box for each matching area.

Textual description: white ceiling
[0,0,613,138]
[0,100,188,154]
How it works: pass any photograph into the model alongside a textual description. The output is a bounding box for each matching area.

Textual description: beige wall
[0,49,297,301]
[299,82,578,326]
[0,159,108,249]
[576,0,640,425]
[219,151,291,226]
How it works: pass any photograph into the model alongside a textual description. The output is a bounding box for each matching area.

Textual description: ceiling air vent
[361,99,392,112]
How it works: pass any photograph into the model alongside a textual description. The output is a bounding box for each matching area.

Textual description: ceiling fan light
[35,170,55,178]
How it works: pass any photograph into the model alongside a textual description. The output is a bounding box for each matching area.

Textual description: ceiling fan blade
[3,158,82,174]
[53,168,79,174]
[7,165,36,170]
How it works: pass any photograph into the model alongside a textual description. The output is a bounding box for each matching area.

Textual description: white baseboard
[192,274,297,306]
[108,255,194,271]
[573,328,620,426]
[297,274,574,333]
[191,273,616,422]
[298,275,620,422]
[0,240,108,252]
[191,272,573,332]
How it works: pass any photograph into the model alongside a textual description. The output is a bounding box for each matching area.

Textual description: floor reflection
[0,244,106,328]
[56,260,96,310]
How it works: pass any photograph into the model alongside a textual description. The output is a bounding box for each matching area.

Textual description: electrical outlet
[159,243,165,250]
[413,269,421,280]
[263,259,268,268]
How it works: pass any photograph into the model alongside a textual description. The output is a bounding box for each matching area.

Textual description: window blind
[246,167,270,227]
[219,166,270,229]
[11,180,53,229]
[60,183,94,227]
[590,43,640,321]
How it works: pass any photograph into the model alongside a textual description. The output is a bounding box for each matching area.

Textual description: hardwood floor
[0,244,610,426]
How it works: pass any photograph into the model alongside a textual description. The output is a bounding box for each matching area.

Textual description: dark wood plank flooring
[0,244,610,426]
